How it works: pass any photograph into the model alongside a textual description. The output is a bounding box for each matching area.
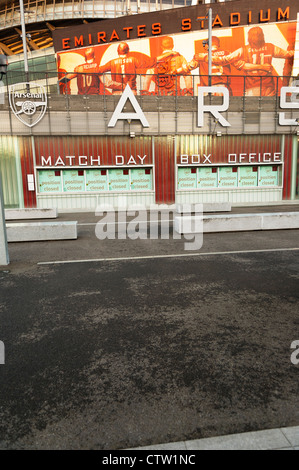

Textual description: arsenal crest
[9,82,47,128]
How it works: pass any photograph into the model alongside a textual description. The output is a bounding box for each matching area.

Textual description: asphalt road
[0,218,298,449]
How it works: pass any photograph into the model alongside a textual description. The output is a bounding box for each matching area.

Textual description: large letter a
[108,84,149,127]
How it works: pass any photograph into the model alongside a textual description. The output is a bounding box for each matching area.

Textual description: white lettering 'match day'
[40,155,148,167]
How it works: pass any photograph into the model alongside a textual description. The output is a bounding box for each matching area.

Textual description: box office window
[38,170,62,193]
[258,165,279,187]
[197,167,218,189]
[238,166,258,187]
[63,170,85,192]
[218,167,238,188]
[177,167,197,190]
[130,168,153,191]
[37,168,153,193]
[86,169,108,192]
[177,165,282,190]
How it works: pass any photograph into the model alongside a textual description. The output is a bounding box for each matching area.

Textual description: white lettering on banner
[203,154,212,164]
[197,86,231,128]
[279,86,299,126]
[66,156,76,166]
[55,156,65,166]
[40,155,148,167]
[180,154,212,164]
[41,156,52,166]
[14,92,43,99]
[79,156,88,166]
[90,156,101,166]
[180,153,282,165]
[127,156,137,165]
[137,155,147,164]
[115,155,124,166]
[40,152,281,168]
[228,153,282,163]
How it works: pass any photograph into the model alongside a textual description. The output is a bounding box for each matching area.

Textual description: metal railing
[1,70,296,98]
[1,71,298,137]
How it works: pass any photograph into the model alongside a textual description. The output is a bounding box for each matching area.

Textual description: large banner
[55,0,298,98]
[57,20,296,97]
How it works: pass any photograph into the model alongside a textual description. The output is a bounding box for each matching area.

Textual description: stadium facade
[0,0,298,211]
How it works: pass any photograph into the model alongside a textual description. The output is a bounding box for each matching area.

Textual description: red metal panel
[34,136,153,167]
[19,137,37,208]
[154,136,175,204]
[283,135,293,200]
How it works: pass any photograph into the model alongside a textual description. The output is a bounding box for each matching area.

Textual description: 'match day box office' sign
[1,0,298,210]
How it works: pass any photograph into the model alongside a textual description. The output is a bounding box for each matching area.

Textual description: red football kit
[74,62,104,95]
[213,43,294,95]
[98,55,155,92]
[199,49,231,88]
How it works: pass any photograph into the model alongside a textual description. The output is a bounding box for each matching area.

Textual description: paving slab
[128,427,299,451]
[281,426,299,447]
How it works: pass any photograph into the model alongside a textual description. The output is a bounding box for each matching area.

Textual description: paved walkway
[2,202,298,450]
[129,426,299,450]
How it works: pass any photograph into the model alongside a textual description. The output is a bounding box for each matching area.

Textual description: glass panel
[177,167,197,190]
[238,166,258,187]
[258,166,279,187]
[197,167,218,188]
[86,169,108,191]
[63,170,85,192]
[0,136,22,208]
[108,169,130,191]
[130,168,152,190]
[218,167,238,188]
[38,170,62,193]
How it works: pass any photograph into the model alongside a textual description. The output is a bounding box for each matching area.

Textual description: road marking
[38,247,299,265]
[77,220,172,226]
